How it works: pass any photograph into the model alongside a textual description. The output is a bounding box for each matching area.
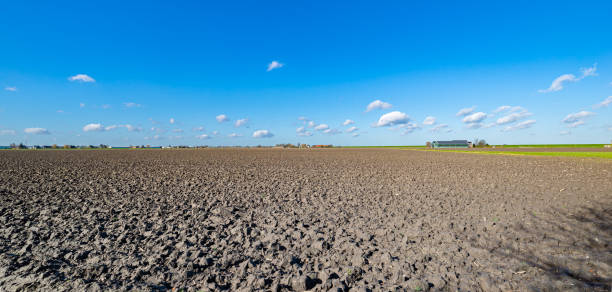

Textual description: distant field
[341,145,426,148]
[435,150,612,159]
[493,144,606,148]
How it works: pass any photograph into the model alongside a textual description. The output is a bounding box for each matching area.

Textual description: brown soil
[0,149,610,291]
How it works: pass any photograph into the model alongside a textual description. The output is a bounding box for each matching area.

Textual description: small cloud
[0,129,16,135]
[193,126,205,132]
[105,125,119,131]
[298,131,313,137]
[365,100,392,112]
[144,135,164,140]
[314,124,329,131]
[562,111,595,123]
[83,123,104,132]
[465,123,482,129]
[493,105,511,113]
[4,86,17,92]
[307,121,316,128]
[296,126,305,133]
[462,112,487,123]
[430,124,449,132]
[502,120,536,131]
[343,119,355,126]
[567,120,585,128]
[399,123,420,134]
[351,133,359,137]
[101,104,111,109]
[57,110,65,113]
[212,130,219,135]
[456,106,475,116]
[24,127,50,135]
[169,118,175,124]
[560,130,571,136]
[196,134,211,139]
[235,118,248,127]
[346,126,358,133]
[422,116,436,125]
[374,111,410,127]
[125,124,142,132]
[228,133,242,138]
[253,129,273,138]
[267,61,284,72]
[68,74,95,83]
[80,103,85,108]
[323,128,341,135]
[172,129,184,133]
[124,102,141,108]
[539,64,597,93]
[298,116,310,121]
[593,96,612,109]
[496,110,532,125]
[216,114,229,123]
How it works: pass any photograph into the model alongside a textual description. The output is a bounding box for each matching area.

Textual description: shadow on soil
[473,202,611,291]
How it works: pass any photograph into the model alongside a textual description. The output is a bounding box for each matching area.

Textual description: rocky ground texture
[0,149,610,291]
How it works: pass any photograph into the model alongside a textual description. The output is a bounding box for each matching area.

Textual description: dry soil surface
[0,149,610,291]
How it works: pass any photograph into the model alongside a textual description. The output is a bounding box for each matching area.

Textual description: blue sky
[1,1,611,146]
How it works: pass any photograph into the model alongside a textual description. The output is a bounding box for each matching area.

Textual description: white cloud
[560,130,571,136]
[298,116,310,121]
[400,123,420,134]
[253,129,273,138]
[430,124,449,132]
[298,131,313,137]
[422,116,436,125]
[593,96,612,109]
[125,124,142,132]
[235,118,248,127]
[562,111,595,123]
[539,74,576,93]
[105,125,119,131]
[374,111,410,127]
[465,123,482,129]
[68,74,95,83]
[482,122,496,128]
[346,126,358,133]
[24,127,50,135]
[196,134,210,139]
[366,100,392,112]
[567,120,585,128]
[456,106,475,116]
[539,64,597,93]
[80,103,85,108]
[323,129,340,135]
[307,121,316,128]
[216,114,229,123]
[212,131,219,135]
[314,124,329,131]
[502,120,536,131]
[144,135,164,140]
[0,129,16,135]
[580,63,598,78]
[169,118,175,124]
[493,105,511,113]
[267,61,284,72]
[83,123,104,132]
[462,112,487,123]
[496,111,532,125]
[123,102,141,108]
[192,126,205,132]
[296,126,305,133]
[351,133,359,137]
[228,133,242,138]
[343,119,355,126]
[4,86,17,92]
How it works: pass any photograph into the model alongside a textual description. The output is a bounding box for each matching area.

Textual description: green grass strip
[421,149,612,159]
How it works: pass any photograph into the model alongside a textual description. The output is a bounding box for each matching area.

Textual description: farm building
[432,140,472,148]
